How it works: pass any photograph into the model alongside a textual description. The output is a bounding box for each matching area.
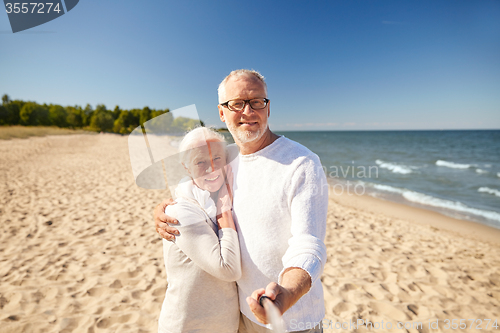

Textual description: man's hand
[154,198,179,241]
[246,267,312,324]
[246,283,290,324]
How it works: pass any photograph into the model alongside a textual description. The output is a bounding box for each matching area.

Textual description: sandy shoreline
[1,134,499,332]
[332,191,500,246]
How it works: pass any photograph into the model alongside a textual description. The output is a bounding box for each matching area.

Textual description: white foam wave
[436,160,471,169]
[478,187,500,198]
[372,184,405,194]
[402,191,500,222]
[369,182,500,223]
[497,172,500,178]
[475,168,488,174]
[375,160,413,174]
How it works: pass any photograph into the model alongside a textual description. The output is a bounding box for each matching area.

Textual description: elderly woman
[158,127,241,333]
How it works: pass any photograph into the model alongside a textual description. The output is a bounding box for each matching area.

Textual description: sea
[270,130,500,229]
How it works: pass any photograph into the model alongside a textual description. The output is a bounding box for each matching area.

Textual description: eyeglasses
[219,98,270,112]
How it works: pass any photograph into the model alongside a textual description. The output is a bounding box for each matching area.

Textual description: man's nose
[241,101,255,115]
[206,165,214,173]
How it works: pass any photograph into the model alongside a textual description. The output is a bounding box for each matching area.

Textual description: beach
[1,133,499,332]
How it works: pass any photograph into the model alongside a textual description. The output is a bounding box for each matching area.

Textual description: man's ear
[267,100,271,117]
[218,105,225,122]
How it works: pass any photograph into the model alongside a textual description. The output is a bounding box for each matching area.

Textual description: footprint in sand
[363,284,386,300]
[406,264,426,278]
[0,294,9,309]
[131,290,144,300]
[111,304,128,312]
[425,266,448,285]
[489,272,500,286]
[86,287,108,297]
[152,287,167,297]
[39,286,59,301]
[340,283,358,292]
[1,292,22,312]
[320,276,335,287]
[96,313,136,329]
[60,317,80,332]
[109,279,123,288]
[332,301,357,316]
[30,290,44,304]
[406,303,431,318]
[6,314,20,321]
[369,301,408,322]
[433,285,455,298]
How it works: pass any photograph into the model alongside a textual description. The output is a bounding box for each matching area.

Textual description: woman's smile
[205,174,220,183]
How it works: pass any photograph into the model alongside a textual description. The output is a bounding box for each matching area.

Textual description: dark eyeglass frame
[219,98,270,112]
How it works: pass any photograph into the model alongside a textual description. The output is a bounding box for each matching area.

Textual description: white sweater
[229,136,328,331]
[158,178,241,333]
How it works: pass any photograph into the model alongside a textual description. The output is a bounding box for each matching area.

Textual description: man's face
[218,75,270,145]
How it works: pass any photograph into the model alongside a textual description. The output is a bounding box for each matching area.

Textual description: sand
[1,134,499,332]
[0,126,92,141]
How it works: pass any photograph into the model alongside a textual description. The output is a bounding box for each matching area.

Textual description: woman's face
[186,141,226,193]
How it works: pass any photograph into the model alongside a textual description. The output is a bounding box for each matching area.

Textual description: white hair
[217,69,267,103]
[178,126,226,165]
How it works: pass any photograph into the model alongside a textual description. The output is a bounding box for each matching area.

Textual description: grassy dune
[0,126,95,140]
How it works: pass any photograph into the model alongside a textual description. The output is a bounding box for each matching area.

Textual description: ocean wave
[369,182,500,223]
[402,191,500,222]
[435,160,471,169]
[372,184,405,194]
[475,168,488,174]
[498,173,500,178]
[478,187,500,198]
[375,160,413,174]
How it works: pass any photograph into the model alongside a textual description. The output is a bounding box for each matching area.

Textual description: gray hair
[179,126,226,166]
[218,69,267,103]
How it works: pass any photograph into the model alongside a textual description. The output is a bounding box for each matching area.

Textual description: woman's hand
[215,165,236,230]
[216,165,234,218]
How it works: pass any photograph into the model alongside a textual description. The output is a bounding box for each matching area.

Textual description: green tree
[140,107,151,126]
[66,106,83,128]
[172,116,200,132]
[0,105,7,125]
[0,96,23,125]
[20,102,50,126]
[150,109,169,120]
[49,104,68,127]
[145,111,173,133]
[90,109,114,132]
[112,105,121,120]
[8,101,24,125]
[0,94,10,125]
[129,109,142,125]
[113,110,140,134]
[82,104,93,126]
[95,104,107,113]
[2,94,10,105]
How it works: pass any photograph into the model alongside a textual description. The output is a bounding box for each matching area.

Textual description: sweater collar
[175,177,217,223]
[239,135,285,161]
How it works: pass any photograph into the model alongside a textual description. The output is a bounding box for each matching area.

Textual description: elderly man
[154,69,328,333]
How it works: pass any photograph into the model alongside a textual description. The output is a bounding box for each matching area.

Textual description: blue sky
[1,0,499,130]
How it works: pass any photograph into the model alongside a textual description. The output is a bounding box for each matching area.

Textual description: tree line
[0,94,203,134]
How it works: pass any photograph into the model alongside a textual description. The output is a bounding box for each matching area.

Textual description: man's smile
[239,121,258,126]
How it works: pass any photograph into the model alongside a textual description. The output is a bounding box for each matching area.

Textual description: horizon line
[271,128,500,132]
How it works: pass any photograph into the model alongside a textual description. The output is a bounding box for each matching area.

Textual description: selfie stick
[259,295,286,333]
